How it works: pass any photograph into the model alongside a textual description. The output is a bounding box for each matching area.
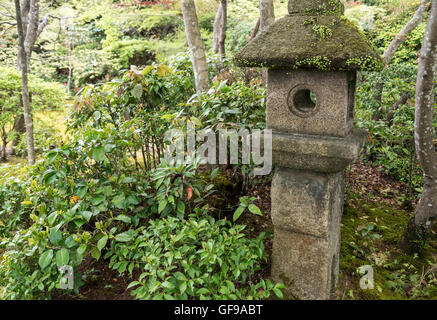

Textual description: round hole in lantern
[288,85,319,118]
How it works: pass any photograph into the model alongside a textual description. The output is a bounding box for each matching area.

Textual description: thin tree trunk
[383,0,431,66]
[248,18,260,43]
[373,0,431,117]
[386,91,410,125]
[212,2,223,54]
[400,0,437,254]
[13,0,48,153]
[181,0,210,93]
[259,0,275,31]
[67,26,73,94]
[218,0,227,64]
[15,0,35,165]
[259,0,274,85]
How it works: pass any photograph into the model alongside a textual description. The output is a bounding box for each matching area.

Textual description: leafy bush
[14,121,62,157]
[0,57,276,300]
[105,39,156,71]
[184,80,266,131]
[0,164,31,238]
[107,215,284,300]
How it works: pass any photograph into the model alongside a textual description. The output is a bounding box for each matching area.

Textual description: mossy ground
[335,193,437,300]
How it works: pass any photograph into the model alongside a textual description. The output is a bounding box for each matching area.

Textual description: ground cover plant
[0,0,436,301]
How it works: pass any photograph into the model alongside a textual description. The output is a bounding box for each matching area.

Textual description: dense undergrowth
[1,0,436,300]
[0,52,284,300]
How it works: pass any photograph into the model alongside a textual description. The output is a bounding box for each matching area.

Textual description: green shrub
[14,121,62,158]
[105,39,156,70]
[107,214,284,300]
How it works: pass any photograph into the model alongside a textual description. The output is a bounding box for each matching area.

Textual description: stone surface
[271,168,344,300]
[267,70,357,137]
[271,128,367,173]
[271,168,344,238]
[234,10,383,71]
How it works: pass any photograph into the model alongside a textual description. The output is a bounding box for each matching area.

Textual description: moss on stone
[234,13,383,72]
[289,0,344,16]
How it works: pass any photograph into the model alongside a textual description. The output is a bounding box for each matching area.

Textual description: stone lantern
[235,0,383,299]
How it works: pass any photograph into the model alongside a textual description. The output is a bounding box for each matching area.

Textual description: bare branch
[383,0,431,65]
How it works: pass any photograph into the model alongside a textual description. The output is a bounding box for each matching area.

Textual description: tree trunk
[181,0,210,93]
[218,0,227,64]
[212,2,223,54]
[259,0,275,31]
[383,0,431,66]
[386,91,410,125]
[13,0,48,153]
[259,0,274,85]
[15,0,35,165]
[400,0,437,254]
[212,0,227,66]
[248,18,260,43]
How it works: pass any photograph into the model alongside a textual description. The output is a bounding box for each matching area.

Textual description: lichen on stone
[234,11,384,72]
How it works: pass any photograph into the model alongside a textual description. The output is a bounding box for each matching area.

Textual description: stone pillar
[234,0,383,299]
[270,128,366,299]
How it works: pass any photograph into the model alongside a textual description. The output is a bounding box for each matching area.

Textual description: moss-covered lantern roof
[234,0,383,71]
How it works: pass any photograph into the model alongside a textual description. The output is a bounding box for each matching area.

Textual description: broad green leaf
[47,212,57,226]
[39,250,54,270]
[211,167,219,180]
[112,194,126,209]
[273,287,283,299]
[91,247,101,260]
[43,170,57,185]
[158,200,168,214]
[81,211,93,222]
[91,195,106,206]
[77,243,87,256]
[127,195,140,206]
[49,227,63,245]
[177,201,185,215]
[115,215,131,224]
[92,146,107,162]
[97,235,109,251]
[115,232,133,242]
[56,249,70,268]
[77,186,88,198]
[47,151,58,164]
[132,83,143,100]
[248,204,262,216]
[233,206,246,222]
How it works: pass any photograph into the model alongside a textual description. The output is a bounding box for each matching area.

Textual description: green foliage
[0,53,276,299]
[0,66,67,158]
[233,196,263,222]
[14,121,62,158]
[355,63,436,193]
[184,80,266,131]
[105,39,156,71]
[107,214,284,300]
